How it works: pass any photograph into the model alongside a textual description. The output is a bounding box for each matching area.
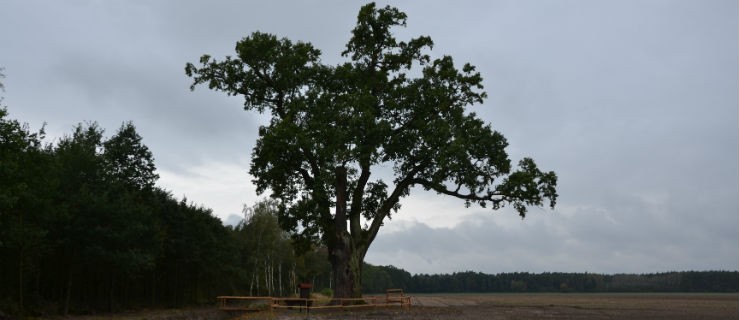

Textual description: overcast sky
[2,0,737,275]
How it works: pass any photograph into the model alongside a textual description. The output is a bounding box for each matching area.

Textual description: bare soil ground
[237,293,739,320]
[34,293,739,320]
[30,307,229,320]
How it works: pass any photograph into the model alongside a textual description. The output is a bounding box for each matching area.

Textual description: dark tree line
[362,265,739,294]
[0,107,331,316]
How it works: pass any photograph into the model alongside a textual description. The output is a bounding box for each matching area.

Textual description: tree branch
[300,146,320,179]
[334,166,348,234]
[410,178,507,206]
[349,161,371,238]
[363,163,424,246]
[297,167,314,186]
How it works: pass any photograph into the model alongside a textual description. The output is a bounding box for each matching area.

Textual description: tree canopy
[186,2,557,298]
[1,107,327,315]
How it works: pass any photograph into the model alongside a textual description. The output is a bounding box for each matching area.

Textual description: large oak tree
[186,3,557,299]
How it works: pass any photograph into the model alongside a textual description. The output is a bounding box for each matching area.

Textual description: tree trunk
[249,272,254,295]
[18,246,24,315]
[278,263,282,296]
[329,166,367,301]
[329,238,365,300]
[108,272,114,313]
[64,270,72,315]
[18,213,24,315]
[150,269,156,307]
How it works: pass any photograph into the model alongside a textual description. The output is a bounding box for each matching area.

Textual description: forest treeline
[1,108,737,317]
[362,265,739,294]
[0,108,331,316]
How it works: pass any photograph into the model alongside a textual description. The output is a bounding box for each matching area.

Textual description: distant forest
[1,108,737,316]
[362,265,739,294]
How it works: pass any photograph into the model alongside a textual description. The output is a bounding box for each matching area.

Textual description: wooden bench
[385,289,406,305]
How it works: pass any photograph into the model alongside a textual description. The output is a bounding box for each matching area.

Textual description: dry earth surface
[238,294,739,320]
[29,293,739,320]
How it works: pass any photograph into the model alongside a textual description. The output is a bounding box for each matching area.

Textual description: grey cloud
[368,193,739,274]
[224,214,244,227]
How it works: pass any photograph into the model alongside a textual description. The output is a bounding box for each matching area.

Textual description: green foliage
[103,122,159,191]
[186,2,558,298]
[0,107,52,314]
[320,287,334,297]
[362,263,394,293]
[293,246,332,291]
[0,107,337,316]
[234,199,296,297]
[0,109,246,314]
[232,200,333,297]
